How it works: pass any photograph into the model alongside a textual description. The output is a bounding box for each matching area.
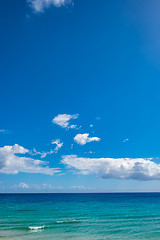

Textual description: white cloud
[52,114,78,129]
[27,0,73,13]
[71,144,73,149]
[17,182,29,189]
[74,133,100,145]
[123,139,129,143]
[52,139,63,152]
[88,151,94,154]
[31,148,54,158]
[0,144,60,175]
[62,155,160,180]
[13,183,63,192]
[90,124,93,128]
[41,183,53,190]
[70,185,86,190]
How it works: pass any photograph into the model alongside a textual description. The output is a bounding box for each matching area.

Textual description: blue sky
[1,0,160,192]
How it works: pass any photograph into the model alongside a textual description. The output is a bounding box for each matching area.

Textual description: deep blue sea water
[1,193,160,239]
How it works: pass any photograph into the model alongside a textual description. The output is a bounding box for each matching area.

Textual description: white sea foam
[56,219,79,224]
[28,225,45,230]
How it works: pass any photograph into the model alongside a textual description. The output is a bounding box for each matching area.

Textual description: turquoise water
[1,193,160,239]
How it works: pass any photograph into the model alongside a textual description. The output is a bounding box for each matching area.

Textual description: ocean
[1,193,160,239]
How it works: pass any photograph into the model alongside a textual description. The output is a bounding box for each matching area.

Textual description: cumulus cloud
[27,0,73,13]
[74,133,100,145]
[52,114,78,129]
[62,155,160,180]
[52,139,63,152]
[0,144,60,175]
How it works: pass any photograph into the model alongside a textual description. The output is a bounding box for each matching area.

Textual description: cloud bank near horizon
[62,155,160,180]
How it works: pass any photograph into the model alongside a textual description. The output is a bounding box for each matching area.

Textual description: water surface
[1,193,160,239]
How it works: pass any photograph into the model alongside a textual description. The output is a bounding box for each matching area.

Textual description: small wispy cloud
[71,144,73,149]
[27,0,73,13]
[0,129,9,134]
[52,139,63,153]
[74,133,100,145]
[30,139,63,158]
[17,182,29,189]
[31,148,54,158]
[123,138,129,143]
[14,182,63,191]
[96,117,101,120]
[70,185,86,190]
[52,114,79,129]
